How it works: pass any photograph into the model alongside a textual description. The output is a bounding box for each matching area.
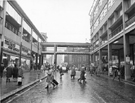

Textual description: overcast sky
[17,0,93,43]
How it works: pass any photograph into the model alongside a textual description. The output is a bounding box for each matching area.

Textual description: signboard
[4,39,20,52]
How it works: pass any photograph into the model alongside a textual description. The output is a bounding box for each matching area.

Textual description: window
[5,21,19,35]
[108,0,115,10]
[94,19,99,30]
[94,6,99,18]
[6,2,21,24]
[100,10,104,21]
[103,4,107,16]
[99,0,104,6]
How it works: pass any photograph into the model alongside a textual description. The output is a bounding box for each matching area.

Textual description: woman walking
[71,65,76,79]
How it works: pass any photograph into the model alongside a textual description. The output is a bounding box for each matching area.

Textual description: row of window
[5,21,19,35]
[6,1,42,42]
[6,2,21,24]
[92,0,115,32]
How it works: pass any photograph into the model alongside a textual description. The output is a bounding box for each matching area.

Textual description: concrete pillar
[0,0,7,65]
[108,44,112,75]
[118,50,121,68]
[123,34,131,80]
[30,29,33,70]
[41,54,44,65]
[99,49,102,72]
[36,53,38,69]
[54,45,57,69]
[19,18,24,66]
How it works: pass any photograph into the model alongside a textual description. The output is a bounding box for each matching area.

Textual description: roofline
[8,0,45,41]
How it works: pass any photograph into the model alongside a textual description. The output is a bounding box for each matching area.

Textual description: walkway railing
[125,15,135,27]
[109,24,123,39]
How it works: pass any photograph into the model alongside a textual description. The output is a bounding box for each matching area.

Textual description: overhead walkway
[41,51,90,55]
[41,42,91,67]
[41,42,90,47]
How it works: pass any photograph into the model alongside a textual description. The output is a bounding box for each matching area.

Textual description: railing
[109,24,123,39]
[125,15,135,27]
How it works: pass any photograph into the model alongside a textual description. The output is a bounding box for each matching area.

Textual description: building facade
[64,47,90,68]
[0,0,46,70]
[89,0,135,80]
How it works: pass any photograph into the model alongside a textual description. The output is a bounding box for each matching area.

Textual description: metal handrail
[125,15,135,27]
[110,24,123,38]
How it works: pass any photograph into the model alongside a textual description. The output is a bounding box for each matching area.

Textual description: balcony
[125,15,135,28]
[109,24,123,39]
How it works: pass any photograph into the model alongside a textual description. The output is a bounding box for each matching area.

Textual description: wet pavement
[6,71,135,103]
[0,70,45,98]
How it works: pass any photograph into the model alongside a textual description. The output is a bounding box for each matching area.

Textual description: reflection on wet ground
[9,71,135,103]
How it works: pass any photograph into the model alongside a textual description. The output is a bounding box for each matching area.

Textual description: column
[36,53,38,70]
[123,34,130,80]
[99,49,102,72]
[54,45,57,69]
[30,29,33,70]
[108,43,112,76]
[39,54,42,69]
[41,54,44,65]
[19,17,24,66]
[0,0,7,65]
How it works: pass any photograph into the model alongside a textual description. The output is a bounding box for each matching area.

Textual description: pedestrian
[130,65,135,82]
[78,65,86,83]
[17,65,24,86]
[6,62,13,82]
[71,65,76,79]
[0,63,5,78]
[59,65,63,79]
[112,64,119,81]
[12,64,18,81]
[45,71,53,89]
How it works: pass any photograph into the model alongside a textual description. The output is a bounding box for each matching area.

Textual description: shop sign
[22,46,30,55]
[4,39,20,52]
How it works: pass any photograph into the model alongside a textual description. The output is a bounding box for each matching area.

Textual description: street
[7,71,135,103]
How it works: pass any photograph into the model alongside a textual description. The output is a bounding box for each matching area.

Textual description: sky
[17,0,93,43]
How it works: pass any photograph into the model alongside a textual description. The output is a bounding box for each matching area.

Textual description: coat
[71,67,76,76]
[18,67,23,77]
[13,67,18,78]
[6,66,13,78]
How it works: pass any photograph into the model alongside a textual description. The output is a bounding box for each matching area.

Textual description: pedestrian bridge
[41,51,90,55]
[41,42,90,47]
[41,42,91,66]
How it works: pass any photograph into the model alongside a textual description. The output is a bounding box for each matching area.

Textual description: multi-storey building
[0,0,46,69]
[89,0,135,80]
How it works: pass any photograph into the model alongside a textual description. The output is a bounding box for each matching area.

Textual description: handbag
[17,77,22,82]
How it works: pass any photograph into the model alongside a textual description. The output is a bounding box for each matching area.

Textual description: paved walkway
[0,70,45,98]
